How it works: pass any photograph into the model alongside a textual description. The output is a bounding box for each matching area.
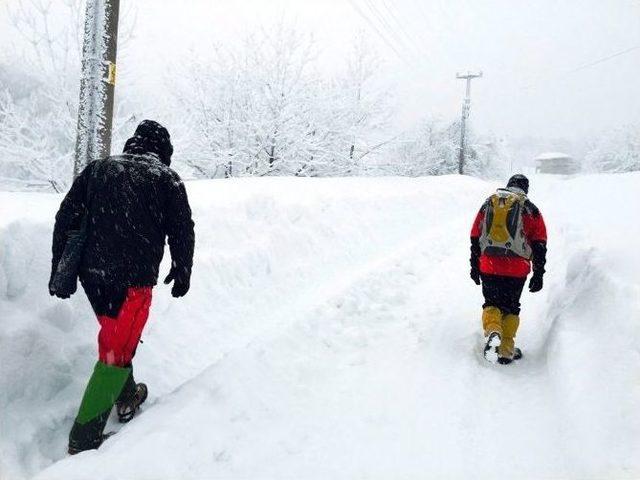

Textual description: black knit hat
[507,174,529,194]
[123,120,174,166]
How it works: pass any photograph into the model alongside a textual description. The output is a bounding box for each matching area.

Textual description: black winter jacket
[50,154,195,288]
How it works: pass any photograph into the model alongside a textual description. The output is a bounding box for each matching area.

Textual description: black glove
[529,273,543,293]
[48,277,74,299]
[164,267,190,298]
[470,267,481,285]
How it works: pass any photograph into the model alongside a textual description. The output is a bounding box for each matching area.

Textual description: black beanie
[506,174,529,194]
[123,120,174,166]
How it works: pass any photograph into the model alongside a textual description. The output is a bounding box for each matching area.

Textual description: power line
[379,0,425,58]
[378,0,441,78]
[349,0,430,71]
[367,0,435,78]
[345,0,412,66]
[362,0,414,56]
[567,45,640,73]
[412,0,432,32]
[522,44,640,91]
[403,0,440,68]
[362,0,413,56]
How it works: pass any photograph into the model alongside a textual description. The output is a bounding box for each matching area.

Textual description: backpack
[479,188,532,259]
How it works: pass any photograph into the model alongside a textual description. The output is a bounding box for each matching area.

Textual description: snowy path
[1,175,639,479]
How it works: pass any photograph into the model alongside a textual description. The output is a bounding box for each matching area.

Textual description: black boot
[68,431,114,455]
[116,383,148,423]
[498,347,523,365]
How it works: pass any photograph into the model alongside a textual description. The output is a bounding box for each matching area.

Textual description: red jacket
[470,192,547,278]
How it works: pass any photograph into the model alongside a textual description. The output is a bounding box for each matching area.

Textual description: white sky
[3,0,640,143]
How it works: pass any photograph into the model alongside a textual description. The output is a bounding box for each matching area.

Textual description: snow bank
[1,174,638,480]
[0,195,96,479]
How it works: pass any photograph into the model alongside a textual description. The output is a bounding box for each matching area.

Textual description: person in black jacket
[49,120,195,454]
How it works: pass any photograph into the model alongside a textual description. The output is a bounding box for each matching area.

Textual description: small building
[534,152,581,175]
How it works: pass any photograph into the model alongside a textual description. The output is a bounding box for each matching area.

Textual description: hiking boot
[498,347,523,365]
[68,432,114,455]
[483,331,501,363]
[116,383,148,423]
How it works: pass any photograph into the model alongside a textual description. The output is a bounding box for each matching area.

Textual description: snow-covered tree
[0,0,137,190]
[313,34,393,176]
[0,78,71,192]
[465,133,510,179]
[392,118,460,176]
[585,125,640,173]
[170,26,394,178]
[171,23,320,178]
[392,117,509,178]
[0,0,83,189]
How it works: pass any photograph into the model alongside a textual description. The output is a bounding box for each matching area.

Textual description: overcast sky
[4,0,640,143]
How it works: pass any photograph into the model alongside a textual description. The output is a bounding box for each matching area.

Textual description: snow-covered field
[1,174,639,480]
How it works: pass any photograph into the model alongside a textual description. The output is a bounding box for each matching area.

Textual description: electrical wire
[376,0,437,76]
[345,0,413,67]
[522,44,640,91]
[362,0,414,56]
[379,0,425,57]
[567,45,640,73]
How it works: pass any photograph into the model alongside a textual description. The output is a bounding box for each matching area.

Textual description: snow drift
[1,174,639,480]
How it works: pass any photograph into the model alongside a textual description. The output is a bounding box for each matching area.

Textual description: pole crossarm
[456,71,483,80]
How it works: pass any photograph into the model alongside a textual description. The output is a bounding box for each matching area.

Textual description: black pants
[481,274,526,315]
[81,281,128,317]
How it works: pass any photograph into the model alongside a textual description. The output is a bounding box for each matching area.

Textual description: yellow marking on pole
[107,62,117,85]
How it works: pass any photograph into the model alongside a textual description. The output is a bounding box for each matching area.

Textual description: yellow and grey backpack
[479,188,532,259]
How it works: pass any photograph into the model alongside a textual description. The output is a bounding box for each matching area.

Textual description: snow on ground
[1,174,639,480]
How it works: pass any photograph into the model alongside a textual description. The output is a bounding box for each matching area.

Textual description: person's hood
[123,120,173,166]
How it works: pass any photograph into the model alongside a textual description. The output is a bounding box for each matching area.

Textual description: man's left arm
[523,201,547,291]
[163,172,195,297]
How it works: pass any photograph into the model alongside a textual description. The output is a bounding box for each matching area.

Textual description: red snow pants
[97,287,152,367]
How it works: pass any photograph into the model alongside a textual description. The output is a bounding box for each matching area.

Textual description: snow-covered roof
[534,152,573,161]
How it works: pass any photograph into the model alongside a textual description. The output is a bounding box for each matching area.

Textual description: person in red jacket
[469,174,547,364]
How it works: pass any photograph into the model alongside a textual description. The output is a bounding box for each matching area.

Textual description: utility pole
[456,71,482,175]
[73,0,120,178]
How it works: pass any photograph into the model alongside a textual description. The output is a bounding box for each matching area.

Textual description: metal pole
[456,71,482,175]
[73,0,120,179]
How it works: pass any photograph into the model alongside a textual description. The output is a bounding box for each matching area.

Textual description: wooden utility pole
[456,71,482,175]
[73,0,120,178]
